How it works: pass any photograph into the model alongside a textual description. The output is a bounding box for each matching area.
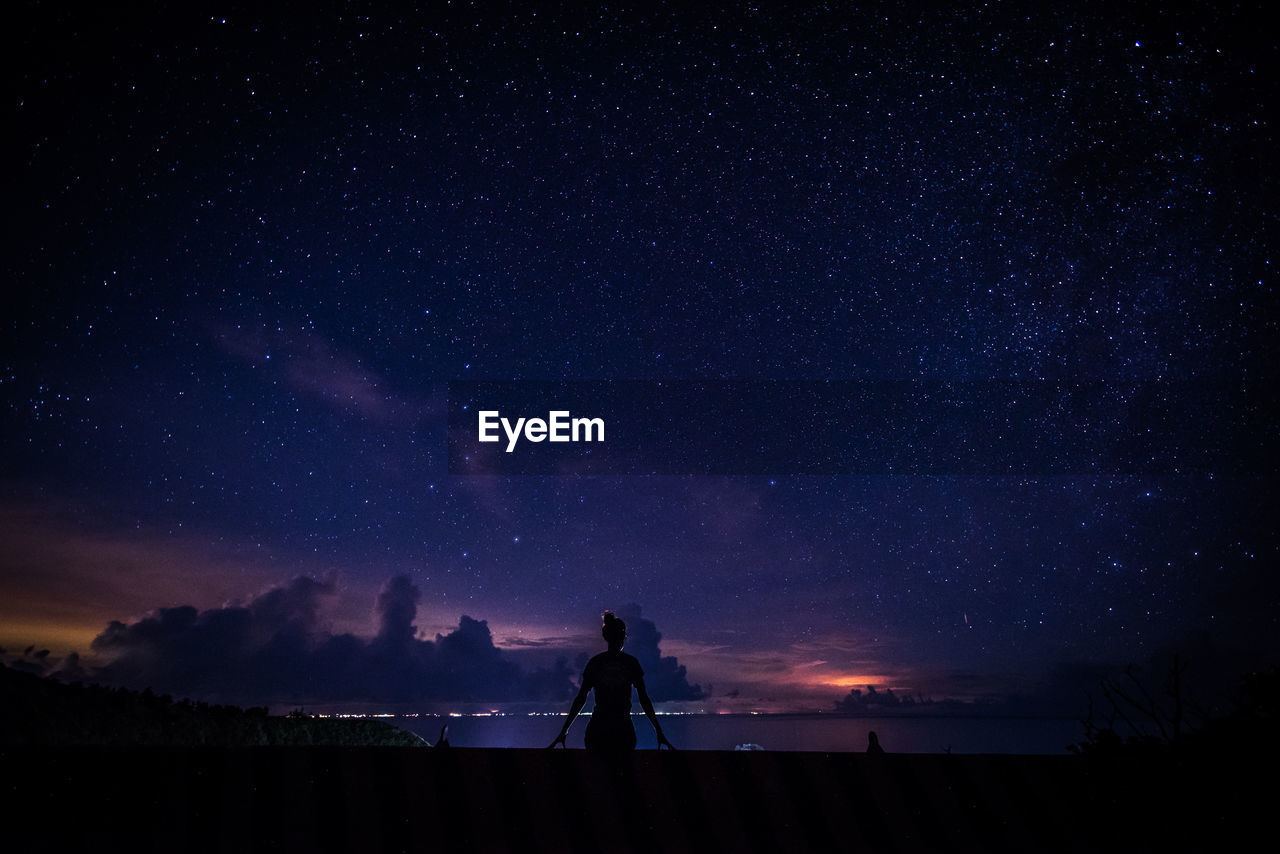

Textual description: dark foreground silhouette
[0,663,422,747]
[3,744,1269,852]
[2,665,1273,850]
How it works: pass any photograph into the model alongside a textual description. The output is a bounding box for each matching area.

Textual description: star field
[2,2,1276,710]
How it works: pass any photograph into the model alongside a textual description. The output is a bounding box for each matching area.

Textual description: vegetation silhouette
[1070,656,1280,757]
[548,611,674,753]
[0,663,422,746]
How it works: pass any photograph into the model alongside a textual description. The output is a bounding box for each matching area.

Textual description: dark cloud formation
[835,685,918,714]
[86,576,578,705]
[6,646,52,676]
[613,603,705,701]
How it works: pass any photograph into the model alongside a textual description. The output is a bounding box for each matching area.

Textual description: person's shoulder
[620,652,643,673]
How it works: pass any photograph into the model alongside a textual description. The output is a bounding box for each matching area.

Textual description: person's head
[602,611,626,649]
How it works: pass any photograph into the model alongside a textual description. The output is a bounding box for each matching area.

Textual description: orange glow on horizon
[0,617,99,658]
[809,673,894,690]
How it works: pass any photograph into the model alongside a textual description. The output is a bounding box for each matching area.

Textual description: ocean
[377,713,1083,754]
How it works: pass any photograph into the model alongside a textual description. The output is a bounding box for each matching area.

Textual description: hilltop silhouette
[0,663,423,747]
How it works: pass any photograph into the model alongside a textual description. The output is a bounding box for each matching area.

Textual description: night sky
[3,2,1276,714]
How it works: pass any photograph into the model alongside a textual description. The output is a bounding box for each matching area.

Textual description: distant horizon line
[310,709,1081,722]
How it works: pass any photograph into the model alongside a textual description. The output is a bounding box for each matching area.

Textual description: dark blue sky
[2,2,1275,712]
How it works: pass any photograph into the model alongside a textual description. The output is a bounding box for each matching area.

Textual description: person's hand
[656,731,676,750]
[547,732,567,749]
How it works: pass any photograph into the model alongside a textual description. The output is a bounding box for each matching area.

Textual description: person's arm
[548,674,591,748]
[635,676,674,750]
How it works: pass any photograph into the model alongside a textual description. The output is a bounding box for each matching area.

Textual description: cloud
[213,322,409,423]
[499,636,558,648]
[5,572,707,709]
[0,498,293,654]
[614,604,705,701]
[834,684,918,713]
[83,575,575,706]
[374,574,419,646]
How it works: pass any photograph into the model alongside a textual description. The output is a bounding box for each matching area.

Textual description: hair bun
[601,611,626,644]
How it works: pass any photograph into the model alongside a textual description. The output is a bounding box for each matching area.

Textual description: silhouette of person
[867,730,885,754]
[549,611,674,753]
